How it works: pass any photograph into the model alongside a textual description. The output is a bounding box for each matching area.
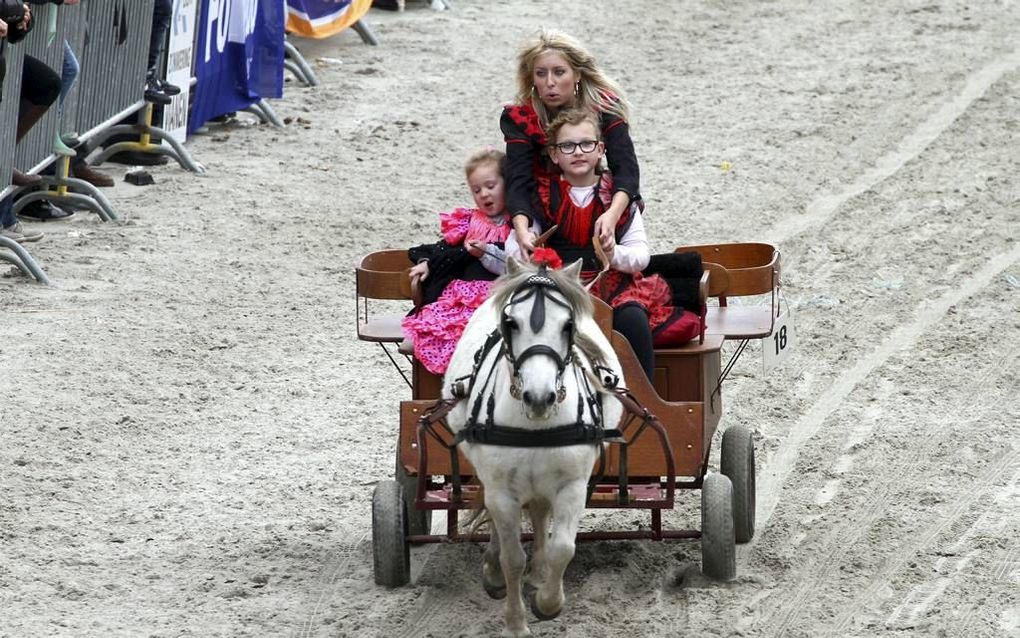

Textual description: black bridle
[447,267,622,449]
[499,269,576,401]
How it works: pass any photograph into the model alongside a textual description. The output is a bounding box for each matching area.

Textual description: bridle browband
[448,267,621,448]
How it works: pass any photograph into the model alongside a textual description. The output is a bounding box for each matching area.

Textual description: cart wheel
[372,480,410,587]
[396,452,432,537]
[701,473,736,581]
[721,424,756,543]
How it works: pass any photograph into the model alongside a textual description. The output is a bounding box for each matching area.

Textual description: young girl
[507,110,701,379]
[401,148,511,374]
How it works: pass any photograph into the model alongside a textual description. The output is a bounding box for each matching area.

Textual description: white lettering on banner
[166,0,199,143]
[227,0,258,44]
[204,0,230,63]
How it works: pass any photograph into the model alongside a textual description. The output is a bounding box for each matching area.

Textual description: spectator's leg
[54,41,80,156]
[148,0,173,75]
[17,55,61,143]
[613,303,655,381]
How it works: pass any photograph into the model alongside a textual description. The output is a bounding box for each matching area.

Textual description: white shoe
[1,222,44,243]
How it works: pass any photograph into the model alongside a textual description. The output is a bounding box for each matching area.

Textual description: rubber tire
[395,451,432,537]
[721,424,756,543]
[701,473,736,581]
[372,480,411,587]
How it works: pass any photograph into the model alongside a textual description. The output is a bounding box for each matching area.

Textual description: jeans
[59,39,79,107]
[1,197,16,229]
[148,0,173,74]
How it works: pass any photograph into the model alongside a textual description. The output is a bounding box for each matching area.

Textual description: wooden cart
[356,243,781,586]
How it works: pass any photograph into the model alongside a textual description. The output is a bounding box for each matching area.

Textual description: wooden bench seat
[356,250,413,343]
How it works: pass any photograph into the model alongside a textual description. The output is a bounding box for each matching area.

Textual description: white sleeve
[480,245,506,275]
[610,210,650,273]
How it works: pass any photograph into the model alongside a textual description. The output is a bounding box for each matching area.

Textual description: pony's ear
[563,259,584,281]
[506,255,522,275]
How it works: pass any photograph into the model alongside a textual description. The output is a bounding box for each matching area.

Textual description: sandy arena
[1,1,1018,636]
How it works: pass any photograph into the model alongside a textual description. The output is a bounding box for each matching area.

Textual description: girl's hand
[409,261,429,282]
[465,240,486,258]
[598,233,616,264]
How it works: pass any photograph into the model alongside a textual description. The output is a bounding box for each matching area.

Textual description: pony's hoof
[527,589,562,621]
[483,579,507,600]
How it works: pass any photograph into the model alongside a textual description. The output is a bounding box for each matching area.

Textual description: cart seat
[676,242,780,340]
[357,250,414,343]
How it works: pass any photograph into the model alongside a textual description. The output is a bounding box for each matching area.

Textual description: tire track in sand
[760,360,1018,638]
[765,48,1020,248]
[293,532,369,638]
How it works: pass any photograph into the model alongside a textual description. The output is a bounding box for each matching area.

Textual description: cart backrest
[675,242,780,299]
[357,250,414,300]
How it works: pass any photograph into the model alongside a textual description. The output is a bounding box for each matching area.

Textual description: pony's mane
[490,262,594,320]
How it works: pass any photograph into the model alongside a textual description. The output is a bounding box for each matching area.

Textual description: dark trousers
[148,0,173,74]
[613,303,655,381]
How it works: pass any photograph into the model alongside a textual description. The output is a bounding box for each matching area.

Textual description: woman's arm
[500,109,540,223]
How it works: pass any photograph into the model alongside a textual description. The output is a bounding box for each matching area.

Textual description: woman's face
[531,51,579,110]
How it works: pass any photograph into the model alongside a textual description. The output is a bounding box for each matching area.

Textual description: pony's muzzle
[522,389,557,412]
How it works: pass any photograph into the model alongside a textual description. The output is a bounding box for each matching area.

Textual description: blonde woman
[502,30,640,257]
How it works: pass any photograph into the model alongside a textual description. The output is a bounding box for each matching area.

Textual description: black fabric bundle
[643,251,704,314]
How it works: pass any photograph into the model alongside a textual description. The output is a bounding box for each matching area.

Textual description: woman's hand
[21,3,29,29]
[0,19,7,38]
[409,261,429,282]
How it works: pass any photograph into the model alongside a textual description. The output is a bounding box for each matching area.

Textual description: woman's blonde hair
[515,30,632,130]
[464,146,506,180]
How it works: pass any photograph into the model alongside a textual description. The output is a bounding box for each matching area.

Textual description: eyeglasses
[551,140,599,155]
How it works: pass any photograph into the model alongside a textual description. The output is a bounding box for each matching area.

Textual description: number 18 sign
[763,307,795,371]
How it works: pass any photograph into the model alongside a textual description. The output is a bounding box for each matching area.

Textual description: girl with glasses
[507,110,702,380]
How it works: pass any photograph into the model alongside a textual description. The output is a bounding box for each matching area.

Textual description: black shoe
[105,150,169,166]
[144,77,172,106]
[18,200,75,221]
[155,78,181,96]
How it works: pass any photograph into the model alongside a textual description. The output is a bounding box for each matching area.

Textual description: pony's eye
[505,318,519,331]
[563,320,574,334]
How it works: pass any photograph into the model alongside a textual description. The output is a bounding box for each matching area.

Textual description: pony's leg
[482,521,506,599]
[530,480,586,621]
[525,500,551,594]
[487,495,531,638]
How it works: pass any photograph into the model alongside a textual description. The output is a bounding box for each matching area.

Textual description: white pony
[442,257,624,638]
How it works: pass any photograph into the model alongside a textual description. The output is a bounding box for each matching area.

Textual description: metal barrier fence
[11,0,153,176]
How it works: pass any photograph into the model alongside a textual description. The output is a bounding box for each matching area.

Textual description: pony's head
[491,257,591,419]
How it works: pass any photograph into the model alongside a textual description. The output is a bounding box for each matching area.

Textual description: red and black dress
[501,101,640,223]
[535,173,703,348]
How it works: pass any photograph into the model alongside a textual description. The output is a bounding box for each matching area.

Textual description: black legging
[613,303,654,381]
[21,54,61,106]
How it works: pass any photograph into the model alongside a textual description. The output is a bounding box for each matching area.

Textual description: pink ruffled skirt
[401,279,494,374]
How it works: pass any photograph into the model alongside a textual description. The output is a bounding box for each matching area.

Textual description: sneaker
[155,78,181,96]
[143,76,172,106]
[54,131,77,157]
[18,200,74,221]
[1,222,44,243]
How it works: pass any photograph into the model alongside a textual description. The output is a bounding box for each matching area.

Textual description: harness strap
[454,422,623,447]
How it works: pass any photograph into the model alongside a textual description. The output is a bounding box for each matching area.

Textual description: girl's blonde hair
[514,30,632,130]
[464,147,506,180]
